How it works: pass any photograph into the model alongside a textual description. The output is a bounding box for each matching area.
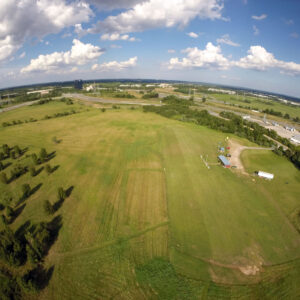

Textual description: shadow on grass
[65,185,74,197]
[15,220,31,241]
[16,183,43,206]
[45,151,56,162]
[53,186,73,212]
[34,166,44,176]
[24,265,55,290]
[30,183,43,196]
[51,165,60,173]
[9,203,26,224]
[2,162,12,170]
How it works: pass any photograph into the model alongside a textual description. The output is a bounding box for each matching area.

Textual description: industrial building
[257,171,274,180]
[218,155,231,168]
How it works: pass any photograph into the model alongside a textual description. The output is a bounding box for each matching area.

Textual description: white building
[85,85,94,92]
[27,89,52,95]
[258,171,274,180]
[291,134,300,144]
[242,115,250,120]
[208,88,236,95]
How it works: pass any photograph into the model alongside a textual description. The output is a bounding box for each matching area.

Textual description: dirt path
[228,140,272,175]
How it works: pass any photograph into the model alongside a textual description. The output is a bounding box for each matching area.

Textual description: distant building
[27,89,52,95]
[242,115,250,120]
[74,80,83,90]
[218,155,231,168]
[285,126,295,132]
[85,85,94,92]
[291,134,300,144]
[257,171,274,180]
[208,88,236,95]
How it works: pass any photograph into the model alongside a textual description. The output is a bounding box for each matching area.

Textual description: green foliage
[114,92,136,99]
[43,200,54,215]
[57,187,66,201]
[45,164,52,175]
[0,152,4,160]
[21,184,31,199]
[10,164,27,181]
[2,144,9,156]
[0,161,4,171]
[0,227,24,266]
[101,108,106,112]
[0,172,8,184]
[39,148,48,163]
[142,92,159,99]
[0,270,21,300]
[31,153,39,165]
[6,206,13,218]
[29,166,36,177]
[13,146,21,157]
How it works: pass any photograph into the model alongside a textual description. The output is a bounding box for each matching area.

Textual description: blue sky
[0,0,299,97]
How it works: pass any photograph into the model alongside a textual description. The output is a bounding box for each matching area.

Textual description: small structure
[291,134,300,144]
[218,155,231,168]
[257,171,274,180]
[219,147,225,152]
[242,115,250,120]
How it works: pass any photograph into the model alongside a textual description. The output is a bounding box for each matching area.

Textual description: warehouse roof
[218,155,231,166]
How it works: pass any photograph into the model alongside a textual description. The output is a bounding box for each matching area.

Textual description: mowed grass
[0,102,299,298]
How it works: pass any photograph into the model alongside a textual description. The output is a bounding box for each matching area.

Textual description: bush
[57,187,66,201]
[31,154,39,165]
[43,200,54,215]
[29,166,36,177]
[45,164,52,175]
[101,108,106,112]
[21,184,31,199]
[39,148,47,163]
[0,172,8,184]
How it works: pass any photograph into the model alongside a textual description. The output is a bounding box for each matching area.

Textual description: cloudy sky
[0,0,299,97]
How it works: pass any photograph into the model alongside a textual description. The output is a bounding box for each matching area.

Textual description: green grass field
[0,101,299,299]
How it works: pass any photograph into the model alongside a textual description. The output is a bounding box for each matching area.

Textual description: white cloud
[87,0,142,11]
[101,33,136,41]
[235,45,300,75]
[21,39,104,73]
[0,0,93,62]
[19,52,26,59]
[187,32,199,38]
[253,25,259,35]
[168,49,176,53]
[217,34,240,47]
[89,0,225,34]
[92,57,137,71]
[252,14,267,21]
[168,42,230,70]
[284,19,294,25]
[110,44,122,49]
[290,32,299,39]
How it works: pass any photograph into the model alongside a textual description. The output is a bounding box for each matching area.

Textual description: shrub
[43,200,54,215]
[45,164,52,175]
[29,166,36,177]
[21,184,31,199]
[31,154,39,165]
[0,172,8,184]
[57,187,66,201]
[101,108,106,112]
[39,148,47,163]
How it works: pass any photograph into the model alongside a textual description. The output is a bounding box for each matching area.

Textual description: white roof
[258,171,274,179]
[291,135,300,143]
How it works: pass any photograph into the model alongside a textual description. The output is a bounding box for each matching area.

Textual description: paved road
[63,93,162,106]
[0,100,42,113]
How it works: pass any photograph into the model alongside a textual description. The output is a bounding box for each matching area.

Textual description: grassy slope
[0,102,299,299]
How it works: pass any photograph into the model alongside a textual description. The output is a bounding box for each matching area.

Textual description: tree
[45,164,52,175]
[43,200,54,215]
[29,166,36,177]
[21,184,31,199]
[202,97,206,103]
[0,172,8,184]
[10,151,16,160]
[0,152,4,160]
[2,144,9,156]
[31,154,39,165]
[39,148,47,163]
[57,187,66,201]
[13,146,21,157]
[0,162,3,171]
[6,206,14,218]
[101,108,106,112]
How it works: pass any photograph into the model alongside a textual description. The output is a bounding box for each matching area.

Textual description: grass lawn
[0,102,299,299]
